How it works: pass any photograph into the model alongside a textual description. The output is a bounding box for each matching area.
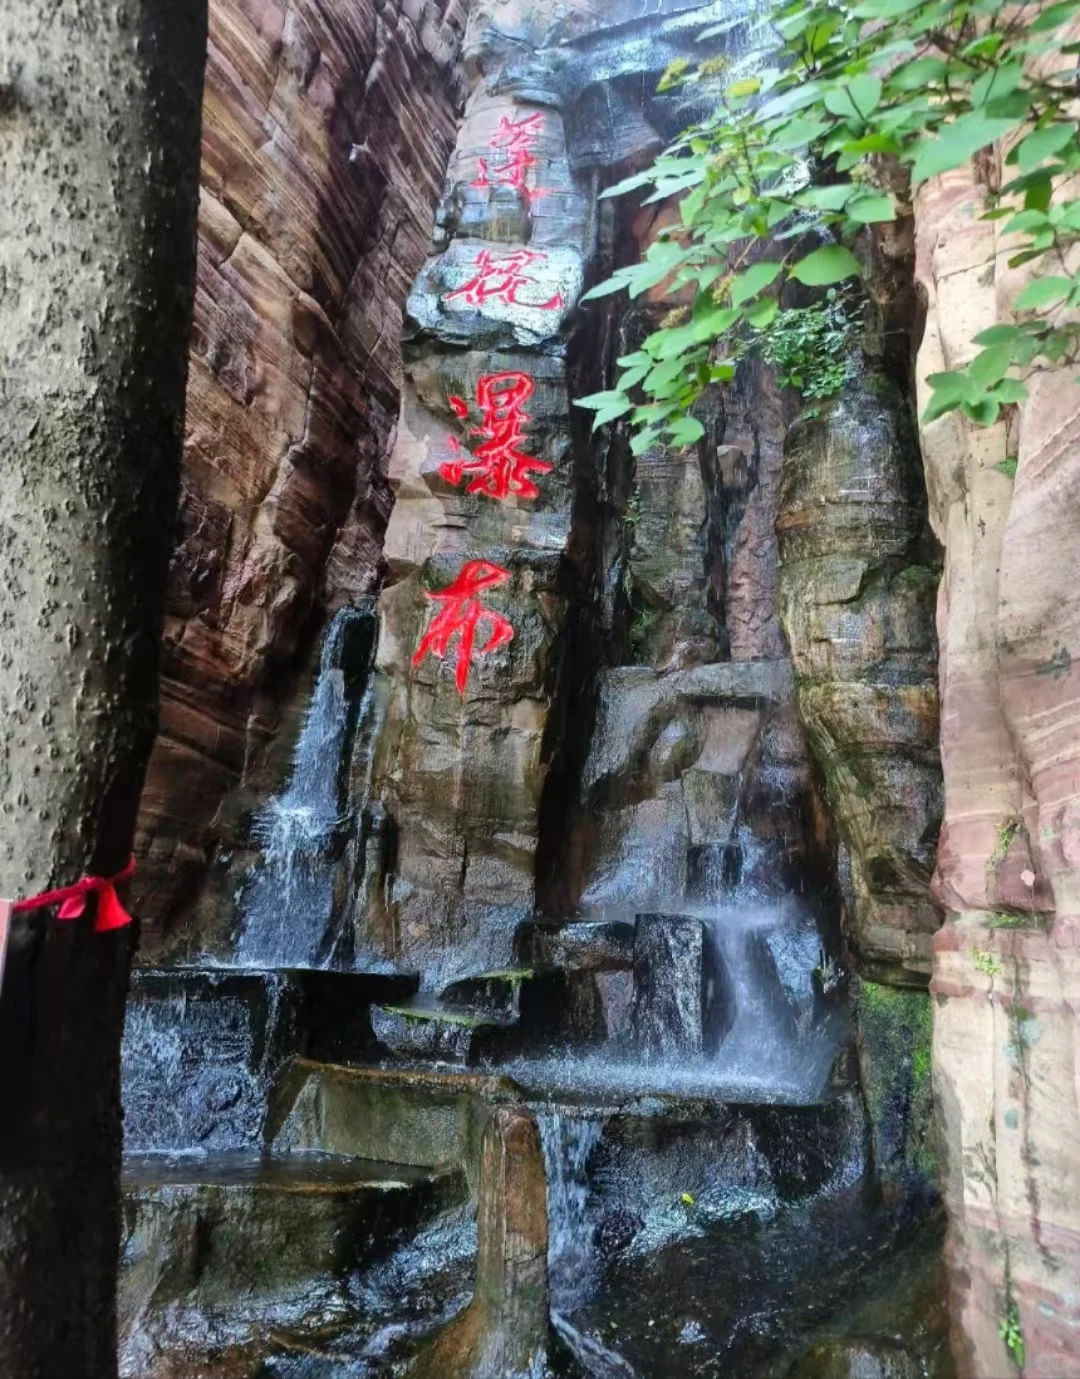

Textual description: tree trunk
[0,4,206,1375]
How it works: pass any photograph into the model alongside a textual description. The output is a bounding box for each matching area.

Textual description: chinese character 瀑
[412,560,515,694]
[442,371,553,502]
[444,247,564,311]
[471,112,546,202]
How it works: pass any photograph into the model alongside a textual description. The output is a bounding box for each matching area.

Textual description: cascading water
[496,899,847,1105]
[236,605,376,969]
[539,1112,638,1379]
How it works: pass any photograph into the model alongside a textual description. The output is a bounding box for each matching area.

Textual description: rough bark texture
[0,2,206,1375]
[132,0,470,953]
[915,157,1080,1379]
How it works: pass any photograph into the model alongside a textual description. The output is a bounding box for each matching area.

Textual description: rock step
[371,994,514,1066]
[269,1060,523,1191]
[121,1151,467,1314]
[440,967,535,1021]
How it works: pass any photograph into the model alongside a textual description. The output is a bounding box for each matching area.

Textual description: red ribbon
[10,856,136,932]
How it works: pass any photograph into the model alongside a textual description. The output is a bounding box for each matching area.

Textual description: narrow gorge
[114,2,1080,1378]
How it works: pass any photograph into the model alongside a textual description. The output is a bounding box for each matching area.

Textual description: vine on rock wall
[576,0,1080,446]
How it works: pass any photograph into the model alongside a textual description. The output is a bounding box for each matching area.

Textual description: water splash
[537,1111,639,1378]
[497,900,847,1105]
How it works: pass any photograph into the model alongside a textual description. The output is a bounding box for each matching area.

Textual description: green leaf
[600,169,657,200]
[971,61,1023,109]
[746,297,779,328]
[618,365,651,390]
[575,389,630,412]
[846,192,896,223]
[972,324,1028,347]
[729,77,762,99]
[692,306,741,340]
[888,56,948,90]
[668,416,706,445]
[968,345,1011,386]
[772,117,832,151]
[911,115,1025,185]
[591,399,635,428]
[630,427,662,457]
[1017,123,1076,171]
[925,370,972,398]
[1030,0,1080,31]
[823,75,883,122]
[580,272,634,302]
[731,261,782,305]
[1003,209,1051,235]
[798,183,855,211]
[1015,275,1073,309]
[1024,174,1054,212]
[963,397,1001,425]
[990,378,1028,405]
[789,244,862,286]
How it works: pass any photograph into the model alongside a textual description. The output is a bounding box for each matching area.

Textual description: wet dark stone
[632,915,705,1060]
[516,919,636,973]
[594,1208,643,1259]
[372,997,507,1066]
[441,972,528,1023]
[122,970,302,1153]
[787,1339,923,1379]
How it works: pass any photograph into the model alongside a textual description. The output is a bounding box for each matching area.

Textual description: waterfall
[538,1111,638,1379]
[702,899,843,1101]
[236,605,375,969]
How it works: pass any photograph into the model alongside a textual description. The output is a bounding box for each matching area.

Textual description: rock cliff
[916,157,1080,1378]
[132,0,469,949]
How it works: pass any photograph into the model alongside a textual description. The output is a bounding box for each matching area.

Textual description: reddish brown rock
[133,0,469,949]
[916,156,1080,1378]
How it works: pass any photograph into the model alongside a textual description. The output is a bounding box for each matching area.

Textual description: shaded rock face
[133,0,470,950]
[915,159,1080,1378]
[777,372,943,985]
[355,0,802,986]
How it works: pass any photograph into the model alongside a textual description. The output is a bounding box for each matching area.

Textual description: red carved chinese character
[412,560,515,694]
[471,113,547,202]
[445,247,564,311]
[443,371,553,502]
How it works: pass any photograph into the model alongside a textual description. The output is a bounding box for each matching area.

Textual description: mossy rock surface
[856,980,936,1195]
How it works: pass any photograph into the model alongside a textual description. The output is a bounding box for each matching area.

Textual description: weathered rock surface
[120,1154,465,1379]
[133,0,470,949]
[915,157,1080,1378]
[777,372,943,984]
[632,914,706,1059]
[407,1106,551,1379]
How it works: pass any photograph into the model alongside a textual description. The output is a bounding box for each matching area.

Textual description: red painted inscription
[443,371,552,502]
[445,247,564,311]
[412,560,515,694]
[471,113,546,202]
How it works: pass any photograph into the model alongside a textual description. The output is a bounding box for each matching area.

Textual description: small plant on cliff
[1000,1298,1025,1369]
[753,287,863,399]
[576,0,1080,451]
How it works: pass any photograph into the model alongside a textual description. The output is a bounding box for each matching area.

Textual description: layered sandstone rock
[777,371,944,985]
[133,0,469,948]
[916,160,1080,1379]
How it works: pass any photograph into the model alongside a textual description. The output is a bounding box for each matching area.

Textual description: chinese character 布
[412,560,515,694]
